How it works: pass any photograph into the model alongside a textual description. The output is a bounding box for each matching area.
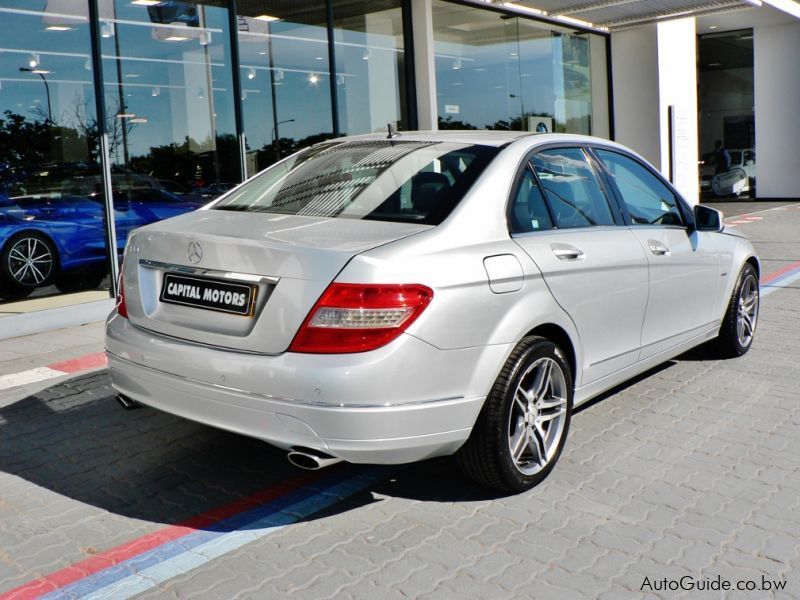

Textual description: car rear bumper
[105,314,509,464]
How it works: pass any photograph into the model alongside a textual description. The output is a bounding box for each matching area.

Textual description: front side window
[594,149,683,226]
[530,148,615,229]
[213,140,499,225]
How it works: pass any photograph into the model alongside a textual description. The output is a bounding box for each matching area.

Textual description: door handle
[550,242,585,261]
[648,240,670,256]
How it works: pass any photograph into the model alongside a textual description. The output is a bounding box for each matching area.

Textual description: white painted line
[723,203,798,222]
[0,366,66,390]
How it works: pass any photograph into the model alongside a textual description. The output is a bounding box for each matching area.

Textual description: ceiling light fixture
[708,25,718,29]
[132,0,161,5]
[28,53,40,68]
[501,2,547,16]
[274,69,284,81]
[151,86,160,97]
[308,73,319,84]
[84,57,92,70]
[46,25,72,31]
[199,31,211,45]
[165,35,189,42]
[100,21,114,38]
[247,67,256,80]
[255,14,280,22]
[553,14,596,28]
[362,47,371,60]
[452,58,462,70]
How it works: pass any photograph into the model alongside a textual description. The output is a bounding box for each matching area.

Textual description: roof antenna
[387,122,400,139]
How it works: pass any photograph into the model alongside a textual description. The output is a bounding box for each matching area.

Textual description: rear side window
[212,141,499,225]
[509,165,553,234]
[594,149,683,226]
[531,148,615,229]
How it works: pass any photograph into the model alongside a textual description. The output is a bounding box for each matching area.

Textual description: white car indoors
[106,132,760,492]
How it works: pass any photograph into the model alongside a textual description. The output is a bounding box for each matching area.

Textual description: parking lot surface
[0,201,798,599]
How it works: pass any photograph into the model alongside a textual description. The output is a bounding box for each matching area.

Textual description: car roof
[329,130,624,149]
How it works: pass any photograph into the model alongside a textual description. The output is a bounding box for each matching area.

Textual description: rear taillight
[115,265,128,319]
[289,283,433,354]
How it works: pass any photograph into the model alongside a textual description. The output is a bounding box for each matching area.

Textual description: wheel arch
[745,255,760,279]
[523,323,577,383]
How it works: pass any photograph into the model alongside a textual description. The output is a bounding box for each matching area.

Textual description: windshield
[212,140,500,225]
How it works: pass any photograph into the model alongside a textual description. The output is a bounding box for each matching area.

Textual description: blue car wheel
[1,232,57,297]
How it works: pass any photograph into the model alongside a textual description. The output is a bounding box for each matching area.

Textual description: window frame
[586,145,695,229]
[506,142,625,236]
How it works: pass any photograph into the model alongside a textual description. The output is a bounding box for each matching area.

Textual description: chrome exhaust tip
[287,448,342,470]
[115,394,141,410]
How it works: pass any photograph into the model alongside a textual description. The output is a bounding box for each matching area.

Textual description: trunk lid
[122,210,429,354]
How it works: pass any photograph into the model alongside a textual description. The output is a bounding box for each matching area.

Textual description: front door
[592,148,719,359]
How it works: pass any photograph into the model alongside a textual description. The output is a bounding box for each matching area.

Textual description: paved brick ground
[0,202,798,599]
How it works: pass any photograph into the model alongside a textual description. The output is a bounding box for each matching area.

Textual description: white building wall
[611,20,699,204]
[657,18,699,204]
[754,21,800,198]
[610,25,661,168]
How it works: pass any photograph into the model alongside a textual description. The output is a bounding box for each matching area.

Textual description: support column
[411,0,437,130]
[753,21,800,199]
[611,18,699,204]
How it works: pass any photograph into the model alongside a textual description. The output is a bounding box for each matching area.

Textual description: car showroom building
[0,0,798,337]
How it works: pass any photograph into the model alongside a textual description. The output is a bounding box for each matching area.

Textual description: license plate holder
[159,272,257,317]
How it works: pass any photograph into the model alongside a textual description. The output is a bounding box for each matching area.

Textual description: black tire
[712,263,759,358]
[457,336,573,493]
[55,267,106,293]
[0,232,58,296]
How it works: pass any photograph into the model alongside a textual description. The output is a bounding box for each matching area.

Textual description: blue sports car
[0,186,202,297]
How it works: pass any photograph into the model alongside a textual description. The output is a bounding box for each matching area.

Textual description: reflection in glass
[0,0,110,301]
[698,29,755,198]
[333,0,406,135]
[98,0,240,211]
[237,1,334,176]
[432,1,601,135]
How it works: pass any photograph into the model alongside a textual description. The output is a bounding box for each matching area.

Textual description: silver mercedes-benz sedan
[106,131,760,492]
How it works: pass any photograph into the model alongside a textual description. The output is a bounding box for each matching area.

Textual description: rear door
[591,147,719,359]
[510,146,649,385]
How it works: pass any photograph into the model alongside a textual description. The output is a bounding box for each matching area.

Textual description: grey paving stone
[1,206,799,598]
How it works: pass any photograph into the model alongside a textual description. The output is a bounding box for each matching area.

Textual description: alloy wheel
[737,273,759,348]
[7,236,54,287]
[507,357,568,476]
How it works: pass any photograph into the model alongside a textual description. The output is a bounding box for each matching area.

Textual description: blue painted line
[40,468,387,600]
[762,269,800,296]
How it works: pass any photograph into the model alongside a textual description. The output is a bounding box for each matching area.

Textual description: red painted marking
[47,352,107,374]
[760,260,800,285]
[0,471,324,600]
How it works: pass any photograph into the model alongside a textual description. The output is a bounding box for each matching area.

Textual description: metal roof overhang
[465,0,800,32]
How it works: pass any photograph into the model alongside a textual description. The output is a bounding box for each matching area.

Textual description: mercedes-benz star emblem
[187,241,203,264]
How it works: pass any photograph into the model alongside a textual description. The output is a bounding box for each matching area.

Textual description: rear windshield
[212,140,500,225]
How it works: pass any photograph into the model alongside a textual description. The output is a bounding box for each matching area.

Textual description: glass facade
[333,0,407,137]
[0,1,110,303]
[237,0,334,176]
[0,0,610,320]
[432,0,607,134]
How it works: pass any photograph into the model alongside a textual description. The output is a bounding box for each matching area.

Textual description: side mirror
[694,204,723,232]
